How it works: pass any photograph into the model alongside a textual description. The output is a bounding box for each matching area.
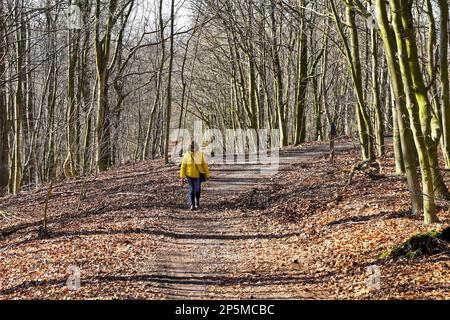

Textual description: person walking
[179,140,210,210]
[330,122,337,161]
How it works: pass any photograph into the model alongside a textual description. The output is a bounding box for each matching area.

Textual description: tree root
[344,159,381,189]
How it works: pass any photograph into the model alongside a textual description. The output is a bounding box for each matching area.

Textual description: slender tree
[375,0,422,215]
[13,0,25,195]
[390,0,439,223]
[438,0,450,168]
[164,0,175,164]
[368,0,384,156]
[330,0,374,160]
[0,1,8,189]
[294,0,308,145]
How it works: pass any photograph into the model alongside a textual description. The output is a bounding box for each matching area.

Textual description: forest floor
[0,138,450,299]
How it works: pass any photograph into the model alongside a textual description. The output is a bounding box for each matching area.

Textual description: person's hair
[190,140,199,152]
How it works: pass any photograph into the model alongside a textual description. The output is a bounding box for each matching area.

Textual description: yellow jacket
[179,151,211,179]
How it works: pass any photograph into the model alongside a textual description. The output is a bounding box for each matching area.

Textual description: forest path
[0,140,356,299]
[154,141,355,299]
[4,137,449,300]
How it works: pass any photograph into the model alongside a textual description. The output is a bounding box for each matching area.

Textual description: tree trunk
[330,0,374,160]
[94,0,117,172]
[392,88,404,174]
[65,12,80,179]
[271,0,287,146]
[399,0,449,201]
[294,0,308,145]
[375,0,422,215]
[13,0,24,195]
[369,0,384,156]
[390,0,439,223]
[438,0,450,168]
[0,2,8,189]
[164,0,175,164]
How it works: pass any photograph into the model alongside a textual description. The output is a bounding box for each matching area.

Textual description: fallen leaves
[0,139,449,299]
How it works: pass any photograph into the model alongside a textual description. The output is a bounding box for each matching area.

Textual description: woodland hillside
[1,0,450,300]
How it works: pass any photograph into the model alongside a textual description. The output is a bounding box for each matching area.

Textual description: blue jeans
[187,177,202,206]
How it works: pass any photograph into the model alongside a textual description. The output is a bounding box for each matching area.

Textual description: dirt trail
[153,142,354,299]
[4,138,450,300]
[0,141,356,299]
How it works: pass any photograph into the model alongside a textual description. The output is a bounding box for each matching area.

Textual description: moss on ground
[380,227,450,261]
